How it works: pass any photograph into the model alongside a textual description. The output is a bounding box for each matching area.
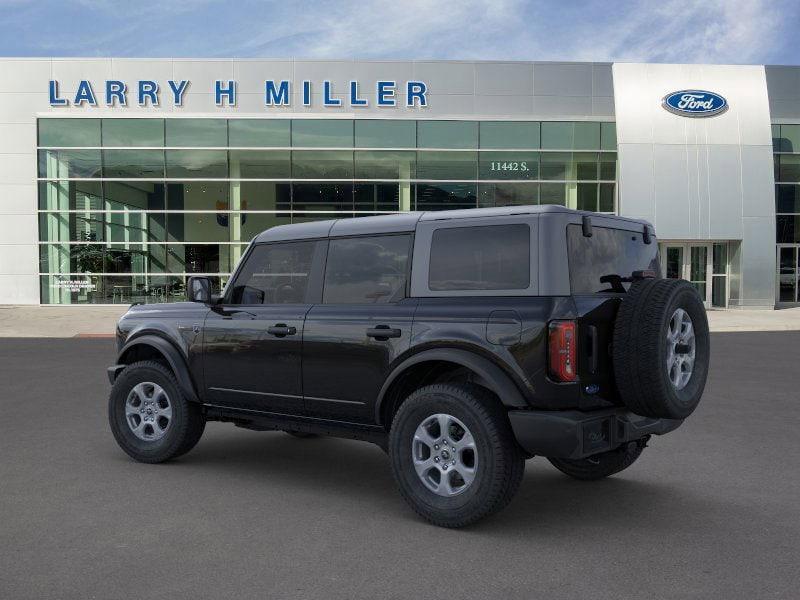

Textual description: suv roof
[253,205,652,244]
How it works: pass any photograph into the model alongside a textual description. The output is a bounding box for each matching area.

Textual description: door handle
[366,325,402,340]
[267,323,297,337]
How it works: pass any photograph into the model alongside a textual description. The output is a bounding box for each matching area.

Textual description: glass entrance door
[660,243,713,307]
[777,245,799,304]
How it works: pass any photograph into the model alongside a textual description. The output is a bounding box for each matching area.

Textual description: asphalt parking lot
[1,333,799,599]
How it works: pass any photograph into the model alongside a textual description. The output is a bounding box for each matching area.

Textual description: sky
[0,0,798,65]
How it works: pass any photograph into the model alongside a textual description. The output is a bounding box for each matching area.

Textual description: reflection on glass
[600,123,617,151]
[166,119,227,147]
[239,181,291,211]
[540,153,570,180]
[354,183,402,212]
[417,121,478,149]
[479,122,540,149]
[292,150,353,179]
[102,119,164,147]
[539,183,566,205]
[776,185,800,213]
[39,181,103,210]
[105,181,165,211]
[167,182,229,211]
[415,183,477,211]
[478,182,539,207]
[292,120,353,147]
[292,183,354,212]
[778,154,800,182]
[576,183,599,211]
[666,247,683,279]
[416,151,477,180]
[229,120,290,147]
[166,150,227,178]
[103,150,165,178]
[38,149,102,178]
[355,120,416,148]
[39,119,100,147]
[229,150,290,179]
[354,151,415,179]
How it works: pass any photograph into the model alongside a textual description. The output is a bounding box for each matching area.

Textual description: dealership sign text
[48,79,428,108]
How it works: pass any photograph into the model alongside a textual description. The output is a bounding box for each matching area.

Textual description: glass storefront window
[104,181,165,211]
[103,149,165,178]
[355,120,416,148]
[777,155,800,182]
[354,183,404,212]
[354,151,415,179]
[478,182,539,207]
[478,152,539,180]
[417,121,478,149]
[776,184,800,213]
[229,150,291,179]
[36,117,620,304]
[102,119,164,147]
[228,119,290,147]
[777,215,800,243]
[540,152,571,180]
[39,119,100,147]
[415,183,477,211]
[292,183,354,212]
[479,122,540,149]
[165,150,228,178]
[166,119,227,147]
[292,150,353,179]
[776,125,800,153]
[38,149,102,179]
[416,151,477,180]
[292,120,353,147]
[600,122,617,151]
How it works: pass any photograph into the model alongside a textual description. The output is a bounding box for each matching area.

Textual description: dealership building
[0,58,798,308]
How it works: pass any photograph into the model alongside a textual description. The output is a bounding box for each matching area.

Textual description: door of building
[659,243,713,307]
[777,245,800,304]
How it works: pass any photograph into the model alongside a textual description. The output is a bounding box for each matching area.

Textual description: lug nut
[443,465,448,470]
[451,460,456,466]
[443,439,448,445]
[434,457,440,462]
[434,444,439,450]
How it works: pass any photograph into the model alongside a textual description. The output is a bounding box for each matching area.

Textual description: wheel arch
[375,348,528,428]
[116,335,200,403]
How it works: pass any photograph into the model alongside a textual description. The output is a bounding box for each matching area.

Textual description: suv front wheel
[389,384,525,528]
[108,360,206,463]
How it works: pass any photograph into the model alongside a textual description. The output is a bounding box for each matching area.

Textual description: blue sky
[1,0,798,65]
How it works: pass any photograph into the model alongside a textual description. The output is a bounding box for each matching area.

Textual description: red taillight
[548,320,577,382]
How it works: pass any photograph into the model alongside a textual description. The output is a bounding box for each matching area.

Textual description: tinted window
[229,241,316,304]
[323,235,410,304]
[567,224,660,294]
[429,225,530,291]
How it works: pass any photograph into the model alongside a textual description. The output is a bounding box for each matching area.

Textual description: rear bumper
[508,407,683,460]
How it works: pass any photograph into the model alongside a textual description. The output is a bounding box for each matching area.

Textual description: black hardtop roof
[253,205,653,243]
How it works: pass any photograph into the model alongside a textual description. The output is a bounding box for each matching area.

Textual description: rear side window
[428,224,530,291]
[323,235,410,304]
[229,241,316,304]
[567,224,659,294]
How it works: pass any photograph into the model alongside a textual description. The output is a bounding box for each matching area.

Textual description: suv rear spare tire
[612,278,710,420]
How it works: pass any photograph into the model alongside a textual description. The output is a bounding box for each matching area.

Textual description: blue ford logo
[662,90,728,117]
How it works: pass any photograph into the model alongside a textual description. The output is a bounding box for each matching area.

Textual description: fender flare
[116,334,200,403]
[374,348,528,423]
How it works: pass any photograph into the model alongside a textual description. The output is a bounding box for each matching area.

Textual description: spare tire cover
[612,278,710,420]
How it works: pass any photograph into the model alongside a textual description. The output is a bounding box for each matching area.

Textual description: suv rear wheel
[108,361,205,463]
[547,438,647,481]
[389,384,525,528]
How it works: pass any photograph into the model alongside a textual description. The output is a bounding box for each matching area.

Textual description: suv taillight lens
[548,320,577,382]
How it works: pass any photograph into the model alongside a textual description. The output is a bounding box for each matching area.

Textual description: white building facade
[0,58,798,307]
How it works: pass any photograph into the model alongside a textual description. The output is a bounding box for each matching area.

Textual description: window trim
[320,232,414,305]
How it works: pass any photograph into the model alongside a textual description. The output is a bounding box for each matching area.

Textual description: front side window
[323,235,410,304]
[229,241,316,305]
[429,224,530,291]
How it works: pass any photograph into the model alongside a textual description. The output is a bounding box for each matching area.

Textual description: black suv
[108,206,709,527]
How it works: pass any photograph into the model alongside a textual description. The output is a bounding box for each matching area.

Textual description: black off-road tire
[389,384,525,528]
[108,360,205,463]
[613,278,710,419]
[548,438,647,481]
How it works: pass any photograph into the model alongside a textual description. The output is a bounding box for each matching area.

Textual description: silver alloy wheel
[412,413,478,497]
[125,382,172,441]
[666,308,696,390]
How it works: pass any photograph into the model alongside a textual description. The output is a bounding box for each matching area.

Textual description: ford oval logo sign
[662,90,728,117]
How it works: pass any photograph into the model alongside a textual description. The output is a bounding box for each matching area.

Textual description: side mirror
[186,276,212,304]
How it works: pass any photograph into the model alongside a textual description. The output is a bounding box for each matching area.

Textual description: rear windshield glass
[567,224,659,294]
[429,224,530,291]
